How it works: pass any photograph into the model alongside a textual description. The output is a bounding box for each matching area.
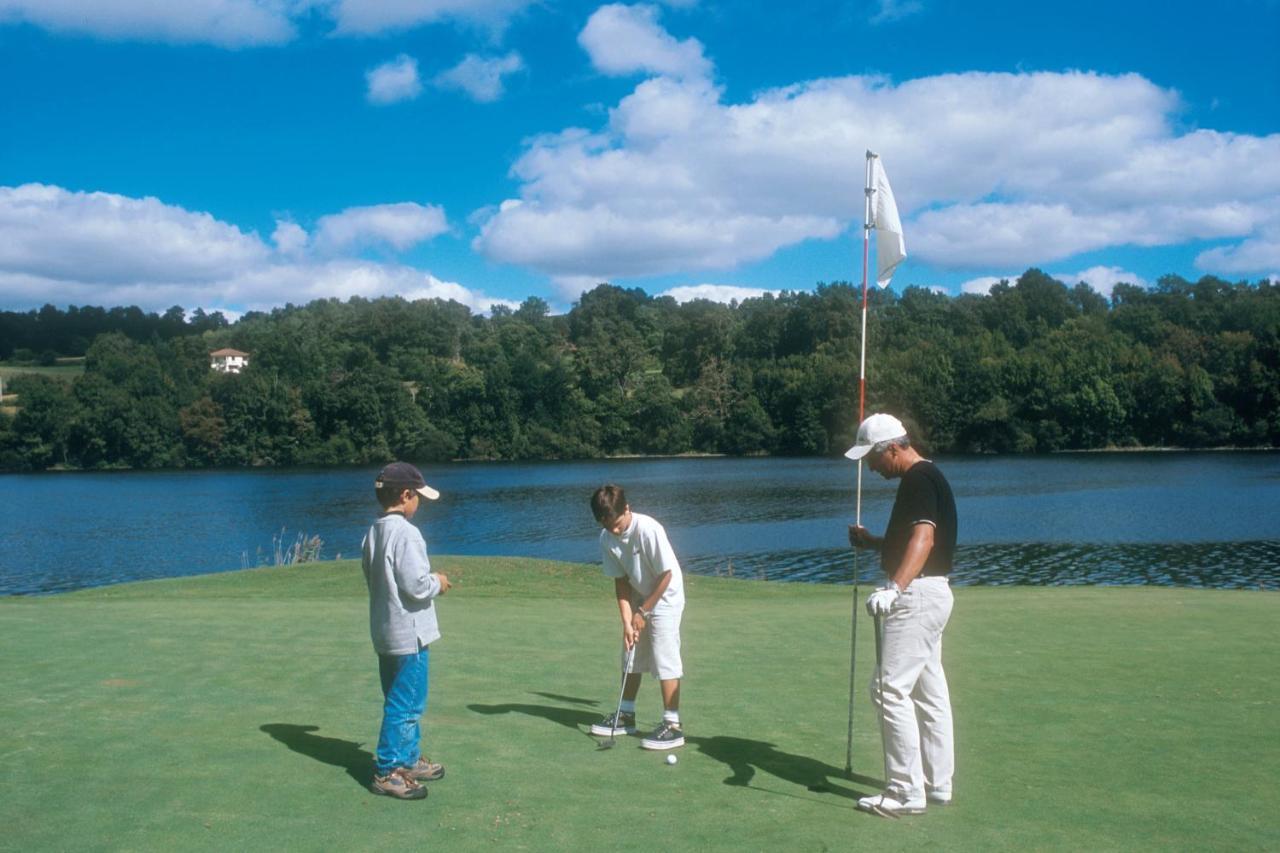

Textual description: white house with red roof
[209,348,250,374]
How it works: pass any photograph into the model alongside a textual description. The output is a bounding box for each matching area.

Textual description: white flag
[871,157,906,287]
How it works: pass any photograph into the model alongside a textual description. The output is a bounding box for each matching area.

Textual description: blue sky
[1,0,1277,317]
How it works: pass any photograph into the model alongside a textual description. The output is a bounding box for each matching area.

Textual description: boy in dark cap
[361,462,452,800]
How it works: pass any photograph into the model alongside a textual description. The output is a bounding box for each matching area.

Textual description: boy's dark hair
[590,484,627,524]
[376,485,411,510]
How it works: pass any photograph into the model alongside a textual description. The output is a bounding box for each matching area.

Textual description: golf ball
[666,754,678,765]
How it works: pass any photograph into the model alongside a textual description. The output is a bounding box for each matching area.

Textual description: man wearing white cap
[846,414,957,817]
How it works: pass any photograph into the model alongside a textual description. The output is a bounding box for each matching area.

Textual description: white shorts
[626,606,684,680]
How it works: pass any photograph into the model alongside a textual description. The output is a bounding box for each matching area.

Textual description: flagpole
[845,149,875,776]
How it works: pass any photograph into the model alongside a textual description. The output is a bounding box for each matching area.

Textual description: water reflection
[1,453,1277,594]
[692,541,1280,590]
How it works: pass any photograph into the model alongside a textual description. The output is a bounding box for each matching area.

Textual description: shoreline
[1050,445,1278,454]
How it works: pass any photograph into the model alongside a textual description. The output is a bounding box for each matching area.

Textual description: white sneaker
[857,792,926,816]
[927,789,952,805]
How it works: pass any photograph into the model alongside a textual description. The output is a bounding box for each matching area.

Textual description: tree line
[1,269,1276,471]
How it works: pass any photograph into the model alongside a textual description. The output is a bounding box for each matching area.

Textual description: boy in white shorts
[588,484,687,750]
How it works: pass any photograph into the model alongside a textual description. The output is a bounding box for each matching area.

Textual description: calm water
[2,453,1278,595]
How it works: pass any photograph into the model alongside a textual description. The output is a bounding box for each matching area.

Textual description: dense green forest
[1,269,1277,471]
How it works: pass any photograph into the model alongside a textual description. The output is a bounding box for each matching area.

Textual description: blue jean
[375,647,429,775]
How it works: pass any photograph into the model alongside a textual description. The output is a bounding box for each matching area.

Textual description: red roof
[210,348,249,357]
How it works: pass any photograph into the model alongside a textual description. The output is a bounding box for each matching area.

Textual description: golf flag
[871,158,906,287]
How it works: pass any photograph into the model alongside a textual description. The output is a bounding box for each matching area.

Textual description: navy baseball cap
[374,462,440,500]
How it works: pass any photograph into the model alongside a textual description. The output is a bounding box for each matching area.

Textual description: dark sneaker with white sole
[370,771,427,800]
[590,711,636,737]
[640,721,685,750]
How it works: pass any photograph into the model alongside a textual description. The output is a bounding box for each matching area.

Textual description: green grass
[0,360,85,383]
[1,559,1276,851]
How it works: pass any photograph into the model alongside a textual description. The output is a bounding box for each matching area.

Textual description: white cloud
[578,3,712,81]
[959,276,1008,296]
[272,220,308,256]
[314,202,448,252]
[322,0,535,36]
[434,52,524,103]
[215,260,518,315]
[0,184,268,285]
[0,184,510,315]
[474,69,1280,282]
[870,0,923,24]
[1051,266,1148,298]
[660,283,777,303]
[366,55,422,105]
[1195,219,1280,274]
[0,0,295,46]
[0,0,537,45]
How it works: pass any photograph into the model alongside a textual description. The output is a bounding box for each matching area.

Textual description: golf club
[598,642,637,751]
[869,613,899,819]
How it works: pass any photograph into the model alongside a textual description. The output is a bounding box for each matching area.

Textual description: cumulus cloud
[212,260,518,315]
[0,0,295,46]
[959,276,1008,296]
[1051,266,1149,298]
[0,0,537,45]
[960,266,1146,298]
[434,52,525,102]
[321,0,535,36]
[0,184,269,285]
[0,184,510,315]
[366,55,423,105]
[473,63,1280,283]
[271,220,309,256]
[579,3,712,80]
[1195,219,1280,274]
[314,202,448,253]
[660,283,778,303]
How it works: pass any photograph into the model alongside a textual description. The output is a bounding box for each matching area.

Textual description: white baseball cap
[844,413,908,460]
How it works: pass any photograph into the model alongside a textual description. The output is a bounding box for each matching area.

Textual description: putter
[598,642,637,751]
[868,613,900,819]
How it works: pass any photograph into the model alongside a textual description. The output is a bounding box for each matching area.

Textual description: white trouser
[869,575,954,801]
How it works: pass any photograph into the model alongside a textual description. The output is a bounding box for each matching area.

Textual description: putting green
[1,558,1275,851]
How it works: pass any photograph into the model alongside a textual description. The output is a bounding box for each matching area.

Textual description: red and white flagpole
[845,149,876,775]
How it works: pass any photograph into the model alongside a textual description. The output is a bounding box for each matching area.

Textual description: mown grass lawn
[0,360,85,382]
[1,558,1276,851]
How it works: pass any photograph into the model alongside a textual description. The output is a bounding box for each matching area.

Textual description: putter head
[596,737,618,751]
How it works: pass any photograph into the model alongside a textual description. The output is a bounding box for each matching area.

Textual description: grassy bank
[1,559,1276,851]
[0,359,85,382]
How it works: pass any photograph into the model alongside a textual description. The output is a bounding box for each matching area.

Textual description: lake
[2,453,1278,595]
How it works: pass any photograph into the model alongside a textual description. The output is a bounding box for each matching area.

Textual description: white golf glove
[865,583,901,616]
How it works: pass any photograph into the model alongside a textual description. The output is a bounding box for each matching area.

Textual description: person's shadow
[466,696,883,805]
[468,693,601,734]
[260,724,370,787]
[689,735,882,805]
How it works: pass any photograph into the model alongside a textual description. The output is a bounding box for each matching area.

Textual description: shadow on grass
[467,701,599,734]
[464,699,882,806]
[530,691,600,707]
[689,735,882,806]
[260,724,370,787]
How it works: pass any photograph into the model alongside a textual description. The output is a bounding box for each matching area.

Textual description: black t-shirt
[881,460,957,577]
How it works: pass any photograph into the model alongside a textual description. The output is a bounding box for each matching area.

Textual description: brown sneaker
[370,770,427,800]
[400,757,445,782]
